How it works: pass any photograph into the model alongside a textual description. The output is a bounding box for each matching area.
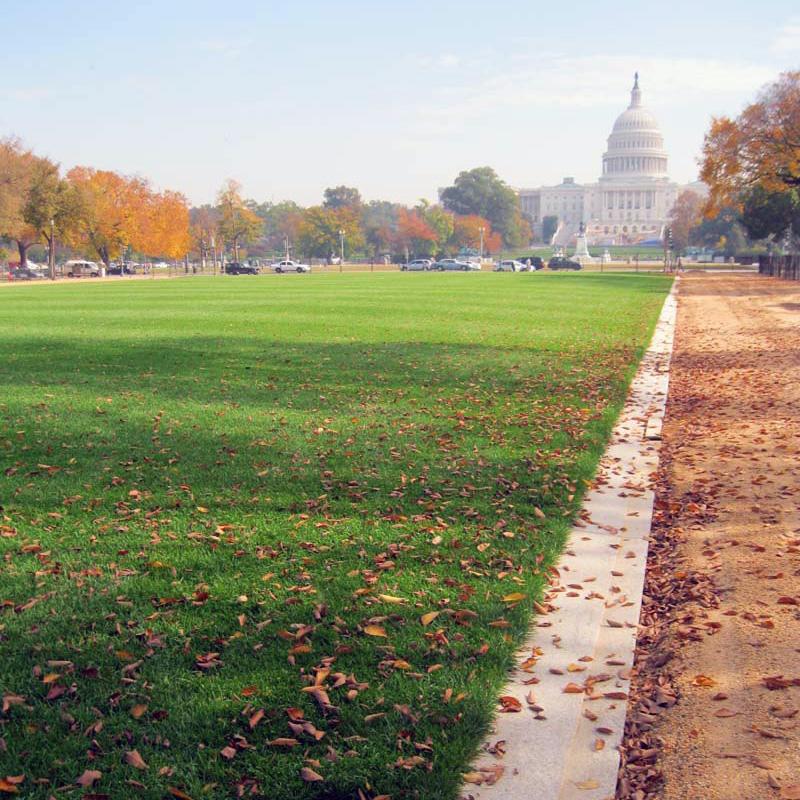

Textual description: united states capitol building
[518,74,705,246]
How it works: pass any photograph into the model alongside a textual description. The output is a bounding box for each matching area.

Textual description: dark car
[224,262,259,275]
[9,266,42,280]
[548,257,582,271]
[517,255,545,271]
[107,264,134,275]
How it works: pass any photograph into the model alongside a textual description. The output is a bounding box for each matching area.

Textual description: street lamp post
[339,229,345,273]
[284,235,290,262]
[479,226,485,260]
[48,219,56,281]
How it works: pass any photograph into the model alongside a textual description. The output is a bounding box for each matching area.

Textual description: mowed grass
[0,272,671,800]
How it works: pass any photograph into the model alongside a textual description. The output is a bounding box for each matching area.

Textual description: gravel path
[618,273,800,800]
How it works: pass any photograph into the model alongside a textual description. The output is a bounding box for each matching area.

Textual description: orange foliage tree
[451,214,502,253]
[701,70,800,212]
[395,209,437,258]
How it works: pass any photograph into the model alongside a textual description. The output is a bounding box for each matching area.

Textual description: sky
[2,0,799,207]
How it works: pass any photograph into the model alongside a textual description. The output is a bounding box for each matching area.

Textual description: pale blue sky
[2,0,799,206]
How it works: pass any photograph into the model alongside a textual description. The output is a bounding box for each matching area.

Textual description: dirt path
[618,273,800,800]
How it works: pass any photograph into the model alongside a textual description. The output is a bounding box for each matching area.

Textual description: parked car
[64,260,101,277]
[9,266,43,280]
[107,263,134,275]
[548,257,582,271]
[434,258,480,271]
[495,259,526,272]
[401,259,433,271]
[516,256,545,270]
[224,262,259,275]
[271,260,310,273]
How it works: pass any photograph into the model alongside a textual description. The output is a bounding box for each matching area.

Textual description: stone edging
[464,280,678,800]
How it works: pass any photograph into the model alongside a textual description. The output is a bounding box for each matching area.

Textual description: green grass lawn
[0,272,671,800]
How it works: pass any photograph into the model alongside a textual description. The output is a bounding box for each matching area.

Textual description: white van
[64,260,101,277]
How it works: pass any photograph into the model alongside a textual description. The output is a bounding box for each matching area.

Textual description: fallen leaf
[575,779,600,789]
[130,704,148,719]
[124,750,148,770]
[77,770,102,787]
[502,592,526,603]
[300,767,324,782]
[498,695,522,712]
[420,611,439,626]
[363,624,387,638]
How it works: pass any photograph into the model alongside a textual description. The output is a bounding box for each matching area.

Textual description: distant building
[518,74,706,246]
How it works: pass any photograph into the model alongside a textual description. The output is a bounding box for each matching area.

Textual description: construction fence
[759,254,800,280]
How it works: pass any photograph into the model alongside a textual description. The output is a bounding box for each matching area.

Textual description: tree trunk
[17,240,30,268]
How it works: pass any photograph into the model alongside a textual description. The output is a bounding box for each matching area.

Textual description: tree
[693,206,747,256]
[440,167,525,245]
[361,200,400,259]
[23,158,83,276]
[216,179,262,262]
[297,206,364,260]
[254,200,305,255]
[190,205,220,267]
[323,185,362,210]
[451,214,502,254]
[395,209,437,258]
[739,185,800,243]
[701,70,800,211]
[0,138,42,267]
[416,201,454,253]
[668,190,705,251]
[144,190,191,260]
[67,167,151,266]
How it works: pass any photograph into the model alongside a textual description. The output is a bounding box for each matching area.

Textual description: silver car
[495,260,525,272]
[271,260,311,273]
[434,258,480,272]
[401,259,433,271]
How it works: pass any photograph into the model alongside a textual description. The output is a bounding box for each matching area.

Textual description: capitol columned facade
[518,75,704,246]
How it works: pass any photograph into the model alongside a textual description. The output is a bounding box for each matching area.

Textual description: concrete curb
[466,280,678,800]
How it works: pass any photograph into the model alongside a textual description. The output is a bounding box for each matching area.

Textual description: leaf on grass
[167,788,195,800]
[130,704,148,719]
[267,738,299,747]
[363,625,387,638]
[220,746,237,760]
[502,593,526,603]
[420,611,439,626]
[0,780,19,795]
[377,594,406,605]
[300,767,324,782]
[124,750,148,770]
[77,770,102,787]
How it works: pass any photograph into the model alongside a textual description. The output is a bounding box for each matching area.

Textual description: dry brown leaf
[76,770,102,787]
[300,767,324,782]
[124,750,148,770]
[130,704,148,719]
[420,611,439,626]
[363,624,387,638]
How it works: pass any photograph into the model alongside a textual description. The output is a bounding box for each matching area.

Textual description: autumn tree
[255,200,305,254]
[395,209,437,258]
[216,180,262,262]
[451,214,502,254]
[0,138,43,267]
[297,206,364,260]
[144,190,191,260]
[67,167,152,266]
[416,201,454,253]
[668,190,705,251]
[701,71,800,209]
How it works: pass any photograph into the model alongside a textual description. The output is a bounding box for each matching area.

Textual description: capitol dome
[601,74,668,181]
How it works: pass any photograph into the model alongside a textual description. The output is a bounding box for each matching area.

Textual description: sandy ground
[618,273,800,800]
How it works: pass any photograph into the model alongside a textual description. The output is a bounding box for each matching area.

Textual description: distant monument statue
[573,221,595,264]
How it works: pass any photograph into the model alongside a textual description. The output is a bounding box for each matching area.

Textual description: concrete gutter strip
[466,282,678,800]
